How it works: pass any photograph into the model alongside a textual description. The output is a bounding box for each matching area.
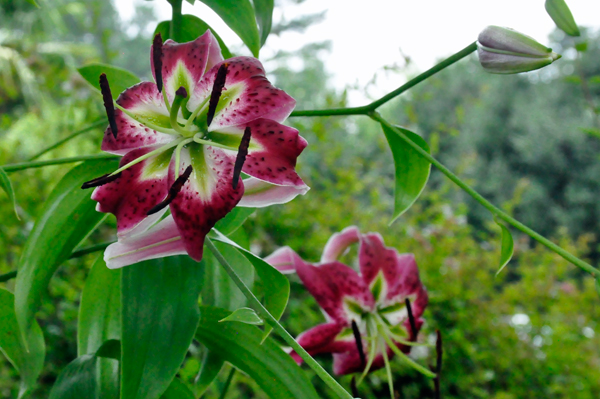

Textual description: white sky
[117,0,600,105]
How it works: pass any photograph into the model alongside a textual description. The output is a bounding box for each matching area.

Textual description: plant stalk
[2,154,118,173]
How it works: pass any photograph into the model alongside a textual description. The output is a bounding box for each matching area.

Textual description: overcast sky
[117,0,600,105]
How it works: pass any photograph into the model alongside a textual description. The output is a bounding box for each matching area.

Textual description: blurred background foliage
[1,0,599,398]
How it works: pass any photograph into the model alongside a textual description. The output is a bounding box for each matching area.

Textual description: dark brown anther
[81,172,121,189]
[351,320,366,370]
[206,62,229,127]
[350,376,360,398]
[152,33,164,93]
[175,86,188,98]
[147,165,193,215]
[433,330,442,399]
[232,126,251,190]
[405,298,418,340]
[99,73,118,139]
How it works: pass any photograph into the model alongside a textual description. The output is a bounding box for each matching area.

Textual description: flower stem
[218,368,236,399]
[2,154,118,173]
[28,119,106,161]
[169,0,183,42]
[204,238,353,399]
[370,112,600,278]
[290,42,477,117]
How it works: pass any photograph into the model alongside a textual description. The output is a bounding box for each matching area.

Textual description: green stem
[371,112,600,277]
[290,42,477,118]
[28,119,106,161]
[0,270,17,283]
[169,0,183,42]
[70,242,113,259]
[204,238,353,399]
[218,368,236,399]
[3,154,118,173]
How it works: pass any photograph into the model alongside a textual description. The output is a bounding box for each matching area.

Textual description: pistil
[170,87,193,136]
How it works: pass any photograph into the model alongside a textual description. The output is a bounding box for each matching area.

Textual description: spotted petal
[290,323,354,364]
[188,57,296,128]
[104,215,186,269]
[320,226,360,263]
[168,145,244,261]
[151,30,224,104]
[91,145,172,237]
[296,261,375,324]
[101,82,175,155]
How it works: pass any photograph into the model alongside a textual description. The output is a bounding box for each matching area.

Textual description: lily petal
[237,177,309,208]
[333,348,390,375]
[104,215,187,269]
[320,226,361,263]
[168,145,244,261]
[101,82,175,155]
[296,261,375,324]
[214,118,307,187]
[151,30,223,104]
[91,145,171,237]
[189,57,296,128]
[263,246,306,274]
[290,323,355,364]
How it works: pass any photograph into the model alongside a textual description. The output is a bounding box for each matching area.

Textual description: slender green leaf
[211,230,289,341]
[0,289,45,399]
[214,206,255,236]
[196,306,319,399]
[154,15,232,59]
[198,0,260,57]
[184,0,195,4]
[78,256,121,398]
[201,240,254,310]
[121,255,203,399]
[220,307,263,325]
[252,0,274,47]
[380,124,431,224]
[495,221,515,276]
[15,159,117,346]
[545,0,580,37]
[160,378,195,399]
[25,0,39,7]
[77,64,140,99]
[195,350,225,397]
[0,166,20,219]
[48,354,98,399]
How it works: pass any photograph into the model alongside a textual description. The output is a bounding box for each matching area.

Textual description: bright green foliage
[252,0,274,47]
[496,221,515,276]
[545,0,581,37]
[220,307,264,325]
[77,64,140,99]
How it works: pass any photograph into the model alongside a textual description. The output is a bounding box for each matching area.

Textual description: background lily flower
[86,30,308,267]
[265,226,429,378]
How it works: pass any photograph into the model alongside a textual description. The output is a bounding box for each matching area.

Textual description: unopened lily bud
[545,0,580,37]
[477,26,561,74]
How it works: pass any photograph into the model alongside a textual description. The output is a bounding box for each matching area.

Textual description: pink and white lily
[265,226,431,393]
[83,31,308,268]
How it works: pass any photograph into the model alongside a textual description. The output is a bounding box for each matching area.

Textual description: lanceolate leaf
[195,350,225,397]
[77,64,140,99]
[154,15,232,59]
[214,206,255,236]
[220,307,264,325]
[252,0,274,47]
[78,256,121,398]
[15,159,117,346]
[198,0,261,57]
[196,306,320,399]
[495,221,515,276]
[211,231,289,340]
[121,256,203,399]
[545,0,580,37]
[0,289,45,399]
[48,354,98,399]
[381,124,431,224]
[0,166,19,219]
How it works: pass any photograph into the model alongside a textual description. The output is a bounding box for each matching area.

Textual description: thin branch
[28,119,106,161]
[3,154,118,173]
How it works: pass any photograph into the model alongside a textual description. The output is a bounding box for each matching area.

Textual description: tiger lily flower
[83,30,308,267]
[265,226,432,396]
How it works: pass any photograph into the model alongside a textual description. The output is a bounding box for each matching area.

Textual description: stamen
[147,165,193,215]
[433,330,442,399]
[350,376,360,398]
[99,73,118,138]
[81,172,121,189]
[232,127,251,189]
[351,320,366,370]
[152,33,164,93]
[206,63,229,127]
[405,298,418,340]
